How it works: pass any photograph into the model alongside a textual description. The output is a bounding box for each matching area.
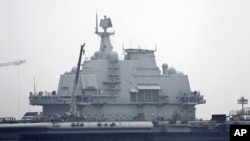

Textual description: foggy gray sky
[0,0,250,119]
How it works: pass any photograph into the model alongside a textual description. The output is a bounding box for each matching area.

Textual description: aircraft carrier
[0,15,249,141]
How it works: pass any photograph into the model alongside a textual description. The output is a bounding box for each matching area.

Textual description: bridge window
[130,92,137,102]
[130,86,160,103]
[152,90,159,102]
[144,90,151,102]
[138,90,144,102]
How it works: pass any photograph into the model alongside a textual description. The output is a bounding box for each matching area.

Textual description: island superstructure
[29,15,206,121]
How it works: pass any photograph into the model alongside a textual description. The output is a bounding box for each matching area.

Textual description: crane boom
[69,43,85,116]
[0,60,26,67]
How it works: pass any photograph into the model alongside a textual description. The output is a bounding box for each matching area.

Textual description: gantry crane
[0,60,26,67]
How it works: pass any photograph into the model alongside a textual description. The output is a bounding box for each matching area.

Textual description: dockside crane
[0,59,26,118]
[69,43,85,116]
[0,60,26,67]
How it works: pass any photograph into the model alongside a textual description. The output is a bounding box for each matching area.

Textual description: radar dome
[168,67,177,74]
[94,51,99,58]
[109,51,118,60]
[90,55,95,60]
[162,63,168,74]
[71,66,77,73]
[162,63,168,69]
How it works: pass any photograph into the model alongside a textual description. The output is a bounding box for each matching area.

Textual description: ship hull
[2,132,229,141]
[0,122,229,141]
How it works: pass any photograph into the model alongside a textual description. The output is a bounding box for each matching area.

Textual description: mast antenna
[33,77,37,94]
[95,13,99,33]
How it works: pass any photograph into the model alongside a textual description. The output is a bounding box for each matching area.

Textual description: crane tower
[0,60,26,67]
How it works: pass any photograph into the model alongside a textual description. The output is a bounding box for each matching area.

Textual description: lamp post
[238,96,248,116]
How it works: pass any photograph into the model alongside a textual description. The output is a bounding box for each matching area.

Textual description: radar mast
[95,15,115,60]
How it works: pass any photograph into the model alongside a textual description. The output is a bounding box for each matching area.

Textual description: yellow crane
[0,60,26,67]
